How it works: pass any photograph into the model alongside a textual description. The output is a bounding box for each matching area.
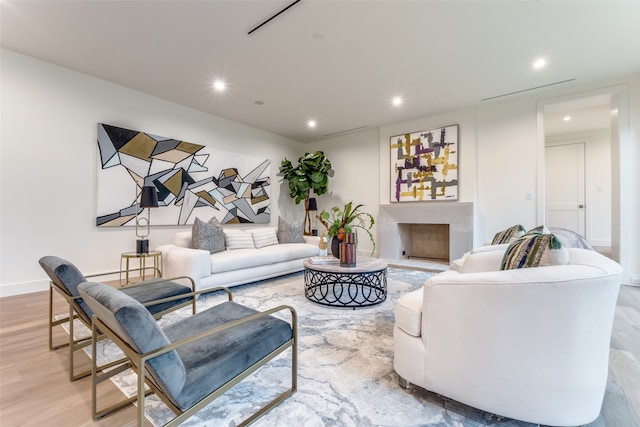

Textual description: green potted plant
[318,201,376,256]
[278,151,333,234]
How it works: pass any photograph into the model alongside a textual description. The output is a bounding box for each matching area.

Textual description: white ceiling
[2,1,639,143]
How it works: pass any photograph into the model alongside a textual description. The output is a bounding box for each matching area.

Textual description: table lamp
[305,197,318,236]
[136,185,159,253]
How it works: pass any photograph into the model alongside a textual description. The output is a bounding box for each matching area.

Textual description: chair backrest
[78,281,186,399]
[39,255,92,323]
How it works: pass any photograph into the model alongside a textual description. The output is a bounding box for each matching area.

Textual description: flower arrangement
[317,201,375,254]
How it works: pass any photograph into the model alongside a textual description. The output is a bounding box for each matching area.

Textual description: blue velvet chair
[39,255,196,381]
[78,281,297,426]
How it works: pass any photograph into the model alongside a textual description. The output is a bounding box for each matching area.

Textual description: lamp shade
[140,186,159,208]
[307,197,317,211]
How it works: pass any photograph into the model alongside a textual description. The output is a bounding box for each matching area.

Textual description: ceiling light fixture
[533,58,547,70]
[307,120,317,128]
[563,116,571,121]
[392,96,403,106]
[213,80,226,92]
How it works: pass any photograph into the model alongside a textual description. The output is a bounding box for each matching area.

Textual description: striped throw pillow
[251,229,279,249]
[491,224,526,245]
[223,230,255,250]
[500,233,569,270]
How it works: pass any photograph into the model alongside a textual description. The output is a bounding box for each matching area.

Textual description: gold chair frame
[89,287,298,427]
[48,267,196,381]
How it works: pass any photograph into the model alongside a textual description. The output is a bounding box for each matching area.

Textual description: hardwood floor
[1,284,638,426]
[0,288,150,426]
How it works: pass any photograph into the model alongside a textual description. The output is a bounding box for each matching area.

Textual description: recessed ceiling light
[213,80,226,92]
[533,58,547,70]
[307,120,317,128]
[392,96,403,106]
[563,116,571,121]
[312,32,324,40]
[254,100,265,105]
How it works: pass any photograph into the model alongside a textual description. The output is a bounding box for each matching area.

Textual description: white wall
[2,49,638,294]
[314,78,638,285]
[546,129,612,246]
[307,127,381,256]
[0,49,302,296]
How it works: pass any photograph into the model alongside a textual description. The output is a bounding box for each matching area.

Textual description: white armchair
[393,248,623,426]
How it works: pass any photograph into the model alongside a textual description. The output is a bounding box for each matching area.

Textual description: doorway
[538,86,629,278]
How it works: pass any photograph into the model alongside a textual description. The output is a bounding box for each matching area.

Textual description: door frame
[536,84,630,284]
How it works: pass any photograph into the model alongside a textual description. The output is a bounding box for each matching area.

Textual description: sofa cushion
[192,217,225,254]
[491,224,526,245]
[395,287,424,337]
[262,242,319,262]
[277,216,304,243]
[175,231,193,248]
[210,248,276,273]
[501,233,569,270]
[223,229,255,250]
[250,228,279,249]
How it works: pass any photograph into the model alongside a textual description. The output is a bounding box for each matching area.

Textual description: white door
[545,142,586,236]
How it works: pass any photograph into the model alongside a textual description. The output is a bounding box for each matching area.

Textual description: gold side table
[120,251,162,286]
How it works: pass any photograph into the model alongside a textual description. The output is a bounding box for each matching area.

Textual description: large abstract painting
[96,123,270,226]
[390,124,458,202]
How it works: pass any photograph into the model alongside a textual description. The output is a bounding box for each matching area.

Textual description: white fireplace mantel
[378,202,473,262]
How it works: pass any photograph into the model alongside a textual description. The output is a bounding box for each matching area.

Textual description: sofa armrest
[157,244,210,291]
[460,248,506,273]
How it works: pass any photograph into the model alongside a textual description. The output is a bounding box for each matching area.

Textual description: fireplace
[403,223,450,261]
[378,202,473,263]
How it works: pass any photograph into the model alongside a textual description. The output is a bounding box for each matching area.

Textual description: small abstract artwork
[96,123,270,226]
[390,124,458,202]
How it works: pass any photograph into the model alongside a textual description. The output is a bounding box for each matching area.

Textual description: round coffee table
[303,256,388,308]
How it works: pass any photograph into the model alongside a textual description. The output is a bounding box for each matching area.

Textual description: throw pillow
[276,216,305,243]
[250,229,279,249]
[500,233,569,270]
[223,229,256,250]
[525,225,550,236]
[491,224,526,245]
[549,227,594,250]
[192,217,225,254]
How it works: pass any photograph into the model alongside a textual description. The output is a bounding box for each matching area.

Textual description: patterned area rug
[88,268,534,427]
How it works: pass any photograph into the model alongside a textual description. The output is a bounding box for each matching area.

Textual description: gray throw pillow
[277,216,305,243]
[192,217,225,253]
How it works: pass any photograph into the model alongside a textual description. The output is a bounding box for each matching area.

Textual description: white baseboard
[0,279,48,298]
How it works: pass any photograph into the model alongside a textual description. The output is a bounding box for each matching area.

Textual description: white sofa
[157,227,319,291]
[394,247,623,426]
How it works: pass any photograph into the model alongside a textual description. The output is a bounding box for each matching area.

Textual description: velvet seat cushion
[39,255,192,318]
[164,301,293,410]
[120,279,192,315]
[78,281,187,398]
[79,281,293,412]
